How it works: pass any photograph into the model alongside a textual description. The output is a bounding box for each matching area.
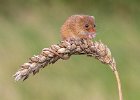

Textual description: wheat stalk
[13,39,123,100]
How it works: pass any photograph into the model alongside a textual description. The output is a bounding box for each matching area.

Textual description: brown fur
[61,15,96,40]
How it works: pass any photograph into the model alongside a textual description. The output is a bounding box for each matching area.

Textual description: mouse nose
[88,28,96,33]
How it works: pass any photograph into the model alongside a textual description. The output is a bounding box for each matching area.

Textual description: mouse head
[74,15,96,39]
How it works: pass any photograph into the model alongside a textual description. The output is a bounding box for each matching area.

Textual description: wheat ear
[13,39,123,100]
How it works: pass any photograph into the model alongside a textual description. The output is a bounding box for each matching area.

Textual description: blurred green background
[0,0,140,100]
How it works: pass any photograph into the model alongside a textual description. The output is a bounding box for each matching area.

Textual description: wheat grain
[13,39,122,100]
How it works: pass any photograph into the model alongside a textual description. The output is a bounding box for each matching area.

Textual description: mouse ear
[79,15,85,19]
[90,16,95,19]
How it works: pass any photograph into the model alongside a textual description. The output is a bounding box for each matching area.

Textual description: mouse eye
[85,24,89,28]
[94,24,96,28]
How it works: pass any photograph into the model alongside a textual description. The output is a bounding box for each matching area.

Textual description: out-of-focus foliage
[0,0,140,100]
